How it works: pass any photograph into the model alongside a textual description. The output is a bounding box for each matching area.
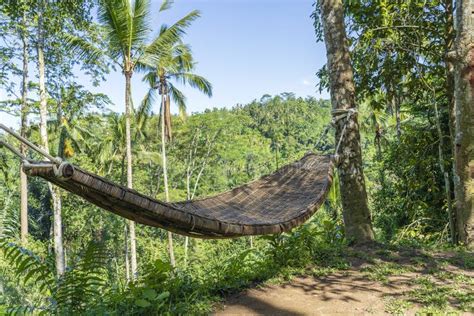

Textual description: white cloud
[302,79,312,86]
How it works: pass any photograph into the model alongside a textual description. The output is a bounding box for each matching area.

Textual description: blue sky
[0,0,328,127]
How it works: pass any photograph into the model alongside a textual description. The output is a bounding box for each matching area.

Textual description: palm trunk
[319,0,374,243]
[125,70,138,278]
[20,10,29,244]
[124,225,130,282]
[185,175,191,267]
[452,0,474,247]
[161,92,175,267]
[37,5,65,276]
[165,94,172,142]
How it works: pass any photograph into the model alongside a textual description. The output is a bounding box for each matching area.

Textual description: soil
[214,248,474,315]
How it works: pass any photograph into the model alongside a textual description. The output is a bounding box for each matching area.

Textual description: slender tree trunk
[124,70,138,278]
[37,6,65,276]
[375,131,385,186]
[393,91,401,141]
[184,236,189,267]
[452,0,474,247]
[319,0,375,243]
[445,0,457,244]
[445,0,456,144]
[161,92,176,267]
[124,225,130,282]
[20,11,29,244]
[434,100,456,243]
[165,94,172,142]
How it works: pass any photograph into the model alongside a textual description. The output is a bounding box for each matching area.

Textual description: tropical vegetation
[0,0,472,314]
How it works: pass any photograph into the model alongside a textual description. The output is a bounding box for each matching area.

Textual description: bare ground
[214,248,474,315]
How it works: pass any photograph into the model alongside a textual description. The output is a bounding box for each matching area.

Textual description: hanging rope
[333,108,357,157]
[313,108,357,164]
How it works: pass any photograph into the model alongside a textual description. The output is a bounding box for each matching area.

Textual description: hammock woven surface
[23,153,334,238]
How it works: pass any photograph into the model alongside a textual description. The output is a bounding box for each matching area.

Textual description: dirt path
[214,249,474,315]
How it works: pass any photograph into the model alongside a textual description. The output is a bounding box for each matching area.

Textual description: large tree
[452,0,473,247]
[317,0,375,243]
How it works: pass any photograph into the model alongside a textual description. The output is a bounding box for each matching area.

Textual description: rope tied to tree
[313,108,357,165]
[333,108,357,157]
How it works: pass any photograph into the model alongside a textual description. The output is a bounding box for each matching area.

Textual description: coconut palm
[93,0,199,278]
[139,39,212,267]
[140,40,212,141]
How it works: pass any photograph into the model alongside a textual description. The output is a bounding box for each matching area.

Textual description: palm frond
[159,0,173,12]
[98,0,132,61]
[172,72,213,97]
[168,83,186,117]
[140,10,200,67]
[131,0,151,54]
[63,33,106,67]
[137,87,158,128]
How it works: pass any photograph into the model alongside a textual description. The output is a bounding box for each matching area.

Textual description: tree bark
[37,5,65,276]
[453,0,474,247]
[434,100,455,243]
[124,224,130,282]
[165,93,172,142]
[319,0,375,243]
[161,92,176,267]
[393,91,401,141]
[20,9,29,244]
[124,71,138,278]
[444,0,457,244]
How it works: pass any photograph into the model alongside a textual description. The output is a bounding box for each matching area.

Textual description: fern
[0,240,55,314]
[0,192,19,240]
[54,242,108,313]
[0,234,109,314]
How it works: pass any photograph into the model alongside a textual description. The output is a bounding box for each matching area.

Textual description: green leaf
[135,298,151,308]
[156,291,170,301]
[142,288,157,300]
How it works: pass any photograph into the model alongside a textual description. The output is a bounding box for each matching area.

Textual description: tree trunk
[20,10,29,244]
[37,6,65,276]
[393,91,401,141]
[434,100,456,243]
[125,71,138,278]
[319,0,375,243]
[165,94,172,142]
[452,0,474,247]
[445,0,457,244]
[161,92,176,267]
[375,130,385,186]
[124,225,130,282]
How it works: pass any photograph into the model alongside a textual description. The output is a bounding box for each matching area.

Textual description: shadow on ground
[214,246,474,315]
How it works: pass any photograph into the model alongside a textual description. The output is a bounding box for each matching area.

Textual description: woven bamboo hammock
[0,123,337,238]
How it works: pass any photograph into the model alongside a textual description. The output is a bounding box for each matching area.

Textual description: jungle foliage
[0,0,472,314]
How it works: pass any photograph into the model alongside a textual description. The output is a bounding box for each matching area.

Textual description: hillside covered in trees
[0,0,472,314]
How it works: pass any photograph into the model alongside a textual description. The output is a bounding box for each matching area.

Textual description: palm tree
[139,39,212,267]
[95,0,200,278]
